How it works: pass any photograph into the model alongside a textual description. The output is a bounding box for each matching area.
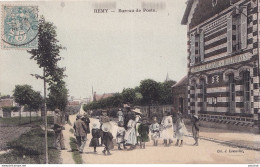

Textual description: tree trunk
[19,106,22,124]
[30,110,31,123]
[44,67,48,164]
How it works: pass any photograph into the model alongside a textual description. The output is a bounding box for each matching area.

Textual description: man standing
[74,114,88,153]
[82,113,90,134]
[53,109,66,150]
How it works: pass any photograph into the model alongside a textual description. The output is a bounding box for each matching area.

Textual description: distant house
[0,98,15,108]
[0,98,15,118]
[68,100,81,106]
[93,92,115,102]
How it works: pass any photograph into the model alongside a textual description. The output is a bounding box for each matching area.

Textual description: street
[61,112,260,164]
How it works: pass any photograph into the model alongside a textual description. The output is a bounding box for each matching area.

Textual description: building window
[190,29,204,66]
[243,71,251,112]
[227,7,247,53]
[212,0,218,7]
[228,74,236,113]
[232,14,241,51]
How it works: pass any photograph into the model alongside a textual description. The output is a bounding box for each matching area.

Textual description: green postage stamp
[2,6,38,49]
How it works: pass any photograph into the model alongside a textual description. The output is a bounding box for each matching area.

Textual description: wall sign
[191,53,251,73]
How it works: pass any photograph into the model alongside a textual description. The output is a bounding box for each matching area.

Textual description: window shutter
[241,7,247,49]
[190,34,195,66]
[227,16,233,54]
[200,30,204,61]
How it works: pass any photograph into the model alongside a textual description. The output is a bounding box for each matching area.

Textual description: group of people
[53,107,200,156]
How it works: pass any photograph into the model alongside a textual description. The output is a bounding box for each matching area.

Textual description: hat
[123,104,130,108]
[55,109,60,113]
[193,115,199,120]
[102,122,112,132]
[92,123,99,129]
[77,114,82,119]
[133,108,142,114]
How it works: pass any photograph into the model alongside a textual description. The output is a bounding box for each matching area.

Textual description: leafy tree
[0,95,11,99]
[139,79,160,105]
[159,80,176,105]
[13,85,43,122]
[122,88,136,104]
[110,93,123,107]
[134,92,143,105]
[47,80,68,111]
[27,16,67,164]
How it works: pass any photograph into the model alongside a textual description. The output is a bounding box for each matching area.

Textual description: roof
[172,75,188,88]
[0,99,14,108]
[181,0,194,25]
[181,0,241,28]
[93,93,115,102]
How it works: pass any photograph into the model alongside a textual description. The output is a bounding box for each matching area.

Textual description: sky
[0,0,187,99]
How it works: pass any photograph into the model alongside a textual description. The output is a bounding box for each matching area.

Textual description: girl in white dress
[150,116,160,146]
[160,111,174,146]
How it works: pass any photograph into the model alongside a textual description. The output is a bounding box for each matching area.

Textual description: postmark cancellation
[1,5,38,49]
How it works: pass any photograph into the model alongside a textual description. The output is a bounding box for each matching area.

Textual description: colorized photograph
[0,0,260,164]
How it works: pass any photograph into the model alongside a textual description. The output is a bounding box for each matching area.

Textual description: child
[89,123,100,153]
[175,112,187,147]
[150,116,160,146]
[102,123,114,155]
[191,114,199,146]
[99,110,110,146]
[161,111,174,147]
[116,121,126,150]
[137,117,150,149]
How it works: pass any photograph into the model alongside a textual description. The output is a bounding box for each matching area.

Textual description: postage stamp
[1,5,38,49]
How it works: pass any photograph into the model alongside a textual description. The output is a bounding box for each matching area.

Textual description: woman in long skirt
[124,113,137,150]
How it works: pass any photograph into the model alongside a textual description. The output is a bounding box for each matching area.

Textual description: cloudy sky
[0,0,187,99]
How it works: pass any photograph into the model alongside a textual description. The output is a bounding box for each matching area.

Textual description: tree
[139,79,160,105]
[47,80,68,111]
[122,88,136,104]
[159,80,176,105]
[13,85,43,123]
[27,16,66,164]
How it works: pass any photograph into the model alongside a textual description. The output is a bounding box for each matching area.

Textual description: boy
[137,117,150,149]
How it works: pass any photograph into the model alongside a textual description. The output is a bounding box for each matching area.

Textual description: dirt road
[62,107,260,164]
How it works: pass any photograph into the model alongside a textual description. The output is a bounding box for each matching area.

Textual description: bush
[2,106,20,112]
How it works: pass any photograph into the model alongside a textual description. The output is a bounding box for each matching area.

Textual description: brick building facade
[181,0,260,124]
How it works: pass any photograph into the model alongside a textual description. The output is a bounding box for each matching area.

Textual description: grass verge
[69,137,83,164]
[68,118,72,126]
[0,127,60,164]
[0,116,54,126]
[69,128,74,134]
